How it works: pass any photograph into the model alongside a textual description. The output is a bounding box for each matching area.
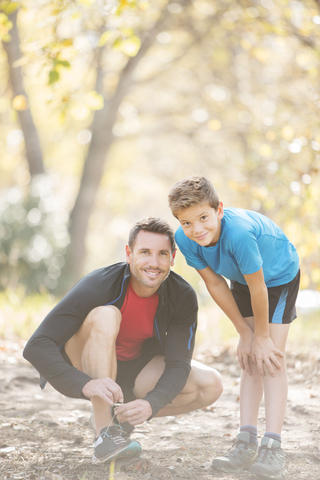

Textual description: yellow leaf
[78,0,94,6]
[259,144,272,157]
[311,268,320,284]
[281,125,295,141]
[300,273,310,289]
[266,131,276,141]
[252,48,269,63]
[98,31,113,47]
[207,119,221,131]
[72,105,90,120]
[241,39,252,50]
[12,95,28,111]
[120,36,141,57]
[86,91,104,110]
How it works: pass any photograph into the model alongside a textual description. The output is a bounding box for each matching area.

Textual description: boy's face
[177,202,224,247]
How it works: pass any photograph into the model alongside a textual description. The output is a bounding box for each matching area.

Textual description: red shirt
[116,281,159,361]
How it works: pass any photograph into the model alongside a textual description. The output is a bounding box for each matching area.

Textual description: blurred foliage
[0,175,69,293]
[0,0,320,294]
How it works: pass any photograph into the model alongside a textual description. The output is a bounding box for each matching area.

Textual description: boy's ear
[217,201,224,219]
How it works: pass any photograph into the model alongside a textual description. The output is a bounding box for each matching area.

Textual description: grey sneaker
[92,425,131,462]
[212,431,258,473]
[249,437,287,479]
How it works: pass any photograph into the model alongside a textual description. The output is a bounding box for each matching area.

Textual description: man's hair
[128,217,176,252]
[168,176,220,218]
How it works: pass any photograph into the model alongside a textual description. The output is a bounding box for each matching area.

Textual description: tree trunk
[65,25,164,285]
[3,9,45,176]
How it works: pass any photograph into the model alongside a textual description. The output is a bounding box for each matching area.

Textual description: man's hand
[252,335,283,377]
[237,328,254,374]
[114,399,152,426]
[82,378,123,405]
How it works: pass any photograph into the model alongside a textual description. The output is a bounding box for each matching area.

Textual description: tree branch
[2,8,45,175]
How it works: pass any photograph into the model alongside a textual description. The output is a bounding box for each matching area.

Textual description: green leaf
[0,1,20,15]
[48,70,59,85]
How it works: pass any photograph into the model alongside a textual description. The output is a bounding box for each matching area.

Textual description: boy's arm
[243,268,283,377]
[197,266,254,375]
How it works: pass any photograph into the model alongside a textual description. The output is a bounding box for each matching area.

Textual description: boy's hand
[237,329,254,374]
[252,335,283,377]
[114,399,152,425]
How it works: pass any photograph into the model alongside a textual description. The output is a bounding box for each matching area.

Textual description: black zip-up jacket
[23,263,198,417]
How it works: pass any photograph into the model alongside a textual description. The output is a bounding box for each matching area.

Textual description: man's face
[126,230,176,297]
[177,202,224,247]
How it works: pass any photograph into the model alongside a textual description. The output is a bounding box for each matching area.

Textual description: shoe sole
[212,464,255,473]
[212,452,259,473]
[92,443,131,463]
[251,470,287,480]
[117,441,142,458]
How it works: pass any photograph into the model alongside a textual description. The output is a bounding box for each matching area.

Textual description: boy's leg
[239,316,264,428]
[64,305,121,437]
[239,317,290,432]
[212,315,264,473]
[133,356,223,415]
[263,323,290,434]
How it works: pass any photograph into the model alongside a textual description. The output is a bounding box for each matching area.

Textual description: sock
[240,425,258,445]
[264,432,281,444]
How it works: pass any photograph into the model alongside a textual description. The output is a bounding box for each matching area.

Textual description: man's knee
[204,368,223,405]
[190,363,223,407]
[85,305,121,338]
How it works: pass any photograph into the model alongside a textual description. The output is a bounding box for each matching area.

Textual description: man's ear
[125,244,132,263]
[170,249,177,267]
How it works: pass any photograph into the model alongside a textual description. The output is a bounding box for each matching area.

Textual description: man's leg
[64,305,121,437]
[133,356,223,415]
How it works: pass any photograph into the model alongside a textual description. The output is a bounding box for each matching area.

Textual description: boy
[168,176,300,479]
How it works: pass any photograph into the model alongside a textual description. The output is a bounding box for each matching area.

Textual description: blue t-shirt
[175,208,299,287]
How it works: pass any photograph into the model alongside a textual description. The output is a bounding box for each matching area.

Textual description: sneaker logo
[267,438,273,449]
[94,436,103,447]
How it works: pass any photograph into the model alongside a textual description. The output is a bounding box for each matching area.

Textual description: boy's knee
[85,305,121,337]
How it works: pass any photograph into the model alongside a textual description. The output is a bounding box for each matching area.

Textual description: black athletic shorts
[116,336,164,401]
[61,336,164,402]
[230,269,300,324]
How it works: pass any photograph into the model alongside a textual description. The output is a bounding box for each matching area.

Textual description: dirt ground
[1,343,320,480]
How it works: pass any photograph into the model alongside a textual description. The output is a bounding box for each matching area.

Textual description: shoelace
[101,430,127,445]
[256,446,277,465]
[228,441,250,458]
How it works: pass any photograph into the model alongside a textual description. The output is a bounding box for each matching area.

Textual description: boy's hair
[168,176,220,218]
[128,217,176,253]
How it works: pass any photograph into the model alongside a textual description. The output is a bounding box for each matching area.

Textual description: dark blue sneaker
[93,425,131,462]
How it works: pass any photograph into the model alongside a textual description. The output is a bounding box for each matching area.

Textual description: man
[23,217,223,463]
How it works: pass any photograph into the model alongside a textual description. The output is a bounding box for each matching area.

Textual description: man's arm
[23,271,110,397]
[197,266,254,374]
[244,268,283,377]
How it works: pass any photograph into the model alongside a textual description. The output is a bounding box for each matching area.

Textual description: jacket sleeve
[23,271,109,398]
[143,284,198,416]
